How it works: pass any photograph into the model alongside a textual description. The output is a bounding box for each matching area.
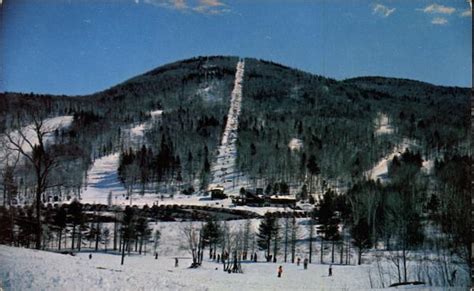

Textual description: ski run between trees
[209,59,245,193]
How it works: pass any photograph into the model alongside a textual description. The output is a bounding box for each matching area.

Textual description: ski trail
[79,110,163,205]
[209,59,245,193]
[365,138,412,182]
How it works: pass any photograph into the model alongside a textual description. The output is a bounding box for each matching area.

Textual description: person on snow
[328,264,333,276]
[303,258,308,270]
[89,254,92,260]
[175,257,179,267]
[297,257,301,266]
[277,265,283,278]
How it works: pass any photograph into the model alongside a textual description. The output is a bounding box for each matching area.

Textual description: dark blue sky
[1,0,472,95]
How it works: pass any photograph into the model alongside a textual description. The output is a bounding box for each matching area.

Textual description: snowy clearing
[374,113,394,136]
[365,139,411,182]
[288,138,303,151]
[0,245,464,291]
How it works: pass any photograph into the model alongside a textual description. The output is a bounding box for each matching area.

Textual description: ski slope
[209,59,253,196]
[0,115,73,165]
[79,110,164,205]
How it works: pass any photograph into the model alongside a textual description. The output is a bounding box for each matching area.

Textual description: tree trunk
[113,213,117,251]
[273,236,278,263]
[308,224,313,263]
[331,240,335,263]
[320,239,324,264]
[402,248,407,282]
[121,237,126,265]
[358,247,362,265]
[95,226,100,251]
[340,242,343,265]
[58,230,62,251]
[77,229,82,251]
[71,224,76,250]
[35,184,42,250]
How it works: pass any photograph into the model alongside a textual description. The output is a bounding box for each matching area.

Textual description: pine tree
[68,200,84,251]
[202,217,221,260]
[121,206,136,265]
[53,205,67,250]
[317,190,340,264]
[257,213,277,262]
[350,218,372,265]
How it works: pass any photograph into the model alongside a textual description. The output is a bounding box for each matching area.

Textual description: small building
[267,195,297,208]
[231,188,296,208]
[208,185,227,200]
[232,189,265,206]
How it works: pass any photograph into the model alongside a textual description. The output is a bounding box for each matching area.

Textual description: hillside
[0,56,470,197]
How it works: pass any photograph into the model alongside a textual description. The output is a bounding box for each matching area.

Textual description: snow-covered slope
[0,245,388,291]
[79,110,164,205]
[209,60,246,196]
[0,245,206,291]
[0,115,73,165]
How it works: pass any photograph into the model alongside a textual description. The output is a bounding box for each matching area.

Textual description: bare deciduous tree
[2,113,62,249]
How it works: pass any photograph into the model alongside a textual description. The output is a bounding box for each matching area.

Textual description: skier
[277,265,283,278]
[254,253,258,262]
[89,254,92,260]
[303,258,308,270]
[328,264,332,276]
[175,257,179,267]
[155,252,158,260]
[297,257,301,266]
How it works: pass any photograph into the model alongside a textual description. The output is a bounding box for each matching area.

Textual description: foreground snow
[1,245,457,291]
[0,245,205,291]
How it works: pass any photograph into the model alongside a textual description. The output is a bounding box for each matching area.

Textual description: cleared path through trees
[209,59,245,194]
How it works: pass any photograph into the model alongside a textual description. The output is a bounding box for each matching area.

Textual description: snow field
[1,217,469,290]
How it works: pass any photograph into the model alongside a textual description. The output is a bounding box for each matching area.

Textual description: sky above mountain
[1,0,472,95]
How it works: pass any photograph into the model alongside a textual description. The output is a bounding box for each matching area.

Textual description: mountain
[0,56,470,198]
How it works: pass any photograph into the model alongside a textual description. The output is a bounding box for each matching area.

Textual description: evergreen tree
[121,206,136,265]
[257,213,277,262]
[68,200,84,251]
[53,205,67,250]
[317,190,340,264]
[202,217,220,259]
[350,217,372,265]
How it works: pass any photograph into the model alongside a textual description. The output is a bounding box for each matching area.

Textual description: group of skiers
[276,258,333,278]
[296,257,309,269]
[169,254,334,279]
